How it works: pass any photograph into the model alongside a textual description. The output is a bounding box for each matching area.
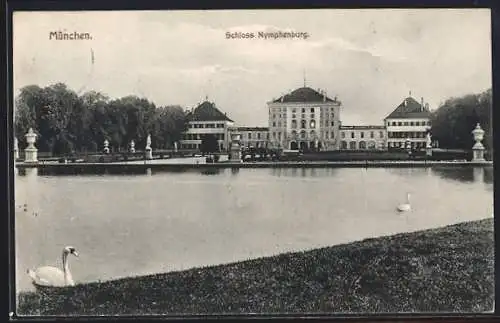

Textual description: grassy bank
[17,218,494,316]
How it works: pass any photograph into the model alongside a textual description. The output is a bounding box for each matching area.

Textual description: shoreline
[16,218,494,315]
[15,160,493,171]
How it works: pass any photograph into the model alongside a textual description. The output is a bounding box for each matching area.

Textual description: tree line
[14,83,187,155]
[430,88,492,152]
[14,83,492,156]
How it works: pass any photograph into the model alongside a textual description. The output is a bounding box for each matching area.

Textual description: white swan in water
[397,193,411,212]
[27,246,79,288]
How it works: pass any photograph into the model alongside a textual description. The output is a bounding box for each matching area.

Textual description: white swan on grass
[397,193,411,212]
[27,246,79,288]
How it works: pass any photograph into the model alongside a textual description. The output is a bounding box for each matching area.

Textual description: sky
[13,9,491,126]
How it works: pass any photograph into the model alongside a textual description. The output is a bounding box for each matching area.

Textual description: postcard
[11,8,494,317]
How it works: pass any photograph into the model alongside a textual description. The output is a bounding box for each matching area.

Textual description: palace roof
[272,87,337,103]
[385,97,431,119]
[186,101,234,122]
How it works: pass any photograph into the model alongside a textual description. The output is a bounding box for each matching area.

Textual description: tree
[430,88,492,151]
[200,134,219,155]
[14,83,189,155]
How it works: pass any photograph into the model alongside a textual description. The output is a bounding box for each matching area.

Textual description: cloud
[12,9,491,127]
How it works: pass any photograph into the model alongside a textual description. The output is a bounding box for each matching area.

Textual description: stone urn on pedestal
[24,128,38,163]
[14,137,19,160]
[471,123,486,162]
[145,134,153,160]
[229,133,242,162]
[129,140,136,153]
[103,139,110,154]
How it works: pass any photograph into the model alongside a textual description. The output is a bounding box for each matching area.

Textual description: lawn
[16,218,494,316]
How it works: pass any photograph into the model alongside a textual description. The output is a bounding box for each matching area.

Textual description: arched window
[349,141,357,150]
[368,141,376,149]
[291,120,297,128]
[310,130,316,139]
[291,130,297,138]
[300,130,306,139]
[359,141,366,149]
[341,141,347,149]
[310,120,316,128]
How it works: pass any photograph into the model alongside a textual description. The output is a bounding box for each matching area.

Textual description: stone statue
[24,128,38,163]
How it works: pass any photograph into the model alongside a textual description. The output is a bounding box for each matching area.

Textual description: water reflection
[200,168,221,176]
[15,166,493,293]
[271,167,337,178]
[431,166,493,184]
[385,168,432,178]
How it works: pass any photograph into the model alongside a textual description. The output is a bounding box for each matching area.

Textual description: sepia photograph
[11,8,494,316]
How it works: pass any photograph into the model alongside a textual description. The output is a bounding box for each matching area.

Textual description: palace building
[339,125,387,150]
[179,100,234,151]
[179,88,433,154]
[384,96,431,150]
[267,87,342,151]
[229,127,270,149]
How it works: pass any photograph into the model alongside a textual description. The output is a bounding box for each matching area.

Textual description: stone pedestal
[103,139,110,154]
[130,140,136,153]
[24,128,38,163]
[425,132,433,157]
[145,134,153,160]
[14,137,19,160]
[230,133,242,162]
[471,123,485,162]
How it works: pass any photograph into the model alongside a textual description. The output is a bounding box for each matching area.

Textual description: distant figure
[397,193,411,212]
[27,246,79,288]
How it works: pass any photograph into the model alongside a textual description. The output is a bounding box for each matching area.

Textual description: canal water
[14,166,494,292]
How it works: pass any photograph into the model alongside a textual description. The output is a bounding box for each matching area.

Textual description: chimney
[323,91,326,102]
[425,103,429,110]
[280,96,284,103]
[404,99,407,107]
[421,97,424,110]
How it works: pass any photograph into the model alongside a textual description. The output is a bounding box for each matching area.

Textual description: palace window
[379,131,384,138]
[292,114,296,119]
[370,131,374,138]
[311,108,315,113]
[310,120,316,128]
[257,133,261,139]
[301,120,306,129]
[341,132,345,138]
[351,132,355,139]
[310,113,315,119]
[331,121,334,126]
[292,108,296,113]
[291,120,297,128]
[248,133,252,139]
[272,122,276,127]
[410,121,414,126]
[404,122,409,126]
[325,132,329,139]
[392,122,397,126]
[398,122,402,126]
[301,130,306,139]
[360,132,364,139]
[302,108,306,113]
